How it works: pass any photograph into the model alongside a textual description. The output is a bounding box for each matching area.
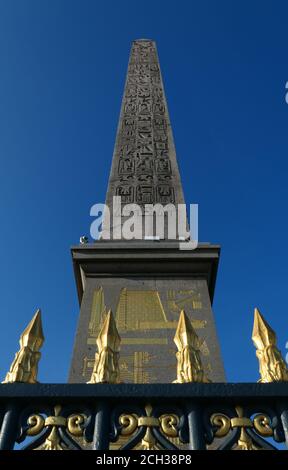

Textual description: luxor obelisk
[69,40,225,383]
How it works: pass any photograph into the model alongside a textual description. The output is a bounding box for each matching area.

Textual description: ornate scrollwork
[119,414,138,436]
[26,414,45,436]
[209,406,281,450]
[211,413,231,438]
[19,405,90,450]
[114,404,184,450]
[253,414,273,437]
[159,414,179,438]
[67,414,87,437]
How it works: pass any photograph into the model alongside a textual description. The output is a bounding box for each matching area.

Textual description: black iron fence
[0,383,287,451]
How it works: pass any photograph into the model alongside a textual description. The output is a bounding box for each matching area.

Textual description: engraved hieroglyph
[88,287,107,336]
[114,41,174,205]
[88,287,206,337]
[84,286,210,383]
[103,39,186,240]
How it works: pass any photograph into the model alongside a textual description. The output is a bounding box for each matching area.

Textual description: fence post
[186,402,206,450]
[0,403,19,450]
[93,401,110,450]
[278,402,288,448]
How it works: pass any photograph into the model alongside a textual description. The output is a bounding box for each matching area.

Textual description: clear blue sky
[0,0,287,383]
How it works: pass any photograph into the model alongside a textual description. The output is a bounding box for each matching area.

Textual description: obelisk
[69,40,225,383]
[101,39,185,240]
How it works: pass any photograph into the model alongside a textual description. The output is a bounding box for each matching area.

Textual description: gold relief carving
[3,309,44,384]
[86,287,209,384]
[200,340,210,356]
[139,320,206,330]
[89,287,106,336]
[173,310,210,383]
[167,289,202,312]
[122,338,168,345]
[90,288,205,337]
[87,337,168,346]
[82,356,95,377]
[87,310,121,384]
[115,289,167,331]
[133,351,154,383]
[252,308,288,382]
[204,363,212,373]
[119,354,134,382]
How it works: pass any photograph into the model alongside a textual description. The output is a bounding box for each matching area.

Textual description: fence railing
[0,383,288,450]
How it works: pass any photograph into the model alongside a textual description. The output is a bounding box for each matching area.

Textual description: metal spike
[252,308,276,350]
[3,309,44,383]
[20,309,44,350]
[87,310,121,384]
[252,307,288,382]
[173,310,210,383]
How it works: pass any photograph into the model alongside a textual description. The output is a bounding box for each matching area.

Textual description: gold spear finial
[87,309,121,384]
[173,310,210,383]
[3,309,44,384]
[252,307,288,382]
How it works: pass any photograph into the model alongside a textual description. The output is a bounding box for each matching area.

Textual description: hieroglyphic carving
[155,158,171,174]
[89,287,107,336]
[167,289,203,311]
[136,156,153,173]
[136,185,154,204]
[85,286,210,383]
[83,352,155,383]
[113,40,175,205]
[116,185,134,203]
[118,158,135,175]
[115,288,167,331]
[156,185,175,204]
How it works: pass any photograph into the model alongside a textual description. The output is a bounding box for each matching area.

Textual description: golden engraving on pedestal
[87,310,121,384]
[89,287,106,336]
[82,352,154,383]
[133,351,154,383]
[115,288,167,331]
[252,307,288,382]
[122,338,168,345]
[199,340,210,356]
[86,287,209,383]
[3,309,44,384]
[167,289,202,311]
[139,320,206,329]
[82,356,95,377]
[119,355,134,382]
[88,288,206,339]
[173,310,210,383]
[87,337,168,345]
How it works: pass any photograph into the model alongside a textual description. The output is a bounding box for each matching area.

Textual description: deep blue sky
[0,1,287,383]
